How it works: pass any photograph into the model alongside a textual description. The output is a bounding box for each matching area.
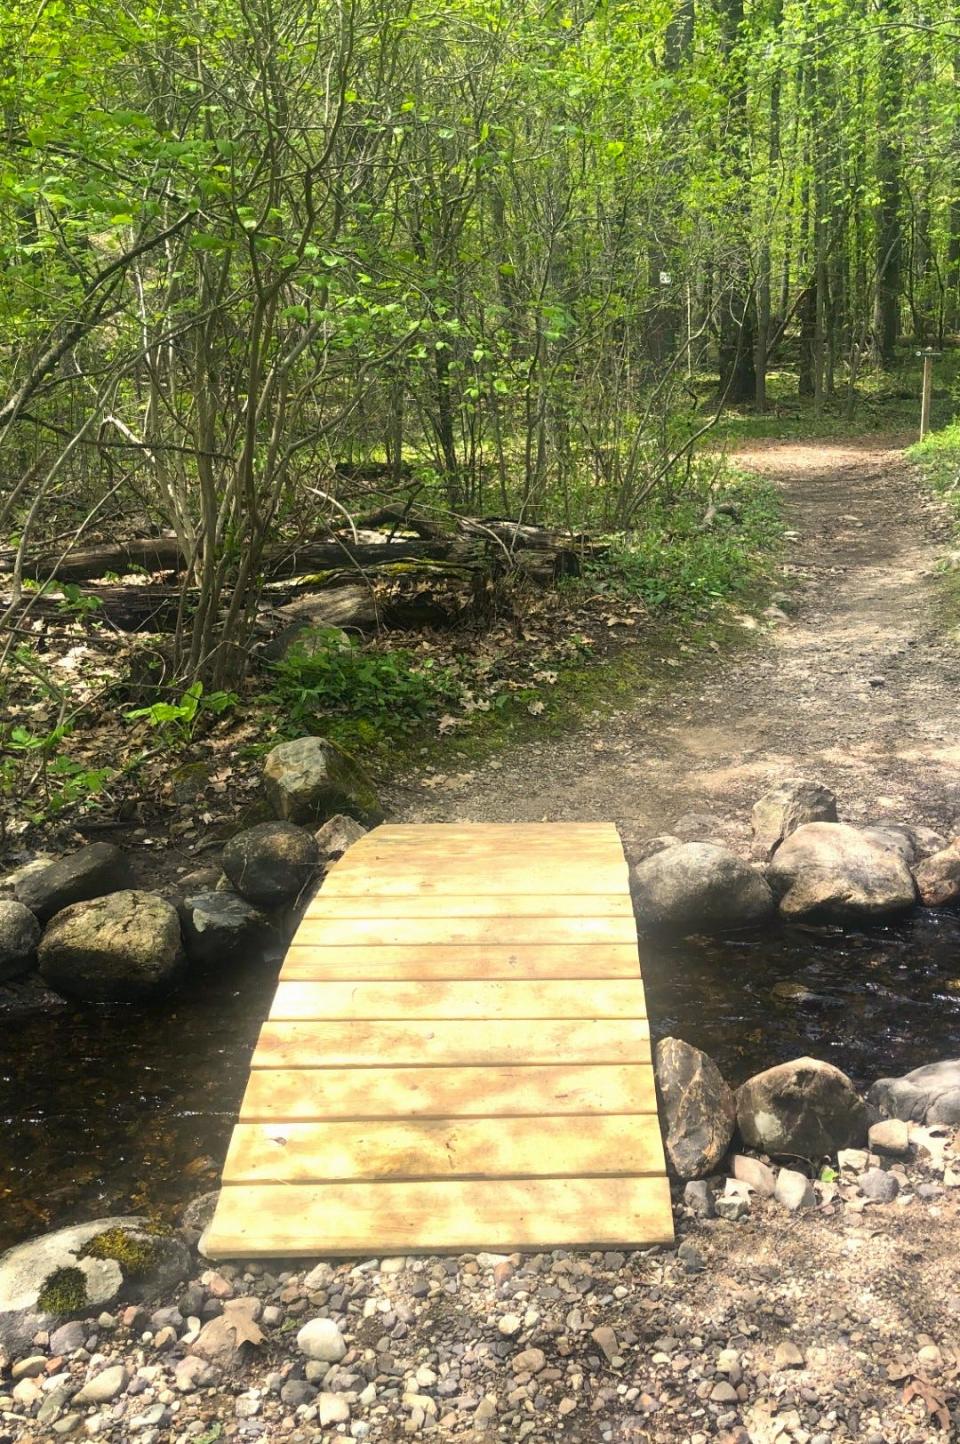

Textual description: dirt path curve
[389,436,960,856]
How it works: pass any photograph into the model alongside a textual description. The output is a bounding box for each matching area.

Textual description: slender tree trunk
[756,0,784,411]
[874,0,902,367]
[718,0,756,404]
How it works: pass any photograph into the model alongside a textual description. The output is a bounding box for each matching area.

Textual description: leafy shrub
[268,633,460,743]
[125,681,238,740]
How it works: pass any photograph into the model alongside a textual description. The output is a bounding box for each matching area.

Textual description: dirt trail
[389,436,960,854]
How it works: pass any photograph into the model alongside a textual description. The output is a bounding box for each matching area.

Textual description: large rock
[263,737,383,827]
[0,901,41,981]
[0,1217,190,1359]
[737,1057,868,1160]
[222,822,320,908]
[654,1037,736,1179]
[179,891,279,967]
[632,843,774,935]
[869,1060,960,1125]
[751,779,838,860]
[15,844,133,924]
[913,845,960,907]
[766,822,917,922]
[38,891,184,1001]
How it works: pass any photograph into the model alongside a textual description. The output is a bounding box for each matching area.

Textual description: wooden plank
[252,1019,651,1068]
[240,1062,656,1121]
[203,1175,675,1256]
[320,864,627,897]
[221,1115,665,1184]
[292,916,637,947]
[305,894,634,919]
[279,943,641,981]
[270,979,649,1021]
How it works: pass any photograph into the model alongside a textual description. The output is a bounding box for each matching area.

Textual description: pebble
[75,1364,128,1404]
[732,1155,777,1197]
[591,1325,620,1363]
[512,1347,546,1375]
[868,1118,911,1157]
[710,1380,739,1403]
[12,1355,46,1380]
[49,1322,88,1356]
[860,1167,900,1204]
[497,1312,522,1337]
[297,1317,347,1362]
[683,1180,715,1217]
[716,1194,749,1222]
[775,1168,816,1211]
[319,1391,351,1424]
[774,1341,805,1369]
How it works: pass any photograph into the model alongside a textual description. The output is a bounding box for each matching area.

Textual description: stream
[2,909,960,1252]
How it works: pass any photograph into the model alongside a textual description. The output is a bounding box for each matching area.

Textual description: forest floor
[389,435,960,853]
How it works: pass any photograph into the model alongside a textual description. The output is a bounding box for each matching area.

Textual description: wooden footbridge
[204,823,673,1257]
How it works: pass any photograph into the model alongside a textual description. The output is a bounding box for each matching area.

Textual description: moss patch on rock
[37,1266,88,1313]
[78,1226,161,1280]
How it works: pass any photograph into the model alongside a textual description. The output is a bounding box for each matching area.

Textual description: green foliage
[124,682,238,742]
[0,722,113,824]
[587,473,782,615]
[58,583,102,618]
[268,634,460,746]
[910,421,960,620]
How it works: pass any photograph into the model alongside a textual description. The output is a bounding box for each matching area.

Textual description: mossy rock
[0,1216,191,1358]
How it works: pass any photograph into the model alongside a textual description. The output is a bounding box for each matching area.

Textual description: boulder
[315,814,368,861]
[861,826,916,864]
[736,1057,868,1160]
[263,737,383,827]
[222,822,320,908]
[751,779,838,860]
[0,1217,190,1358]
[654,1037,736,1179]
[766,822,917,922]
[869,1059,960,1125]
[913,845,960,907]
[179,891,279,967]
[0,901,41,980]
[38,891,184,1001]
[632,843,775,935]
[15,843,133,924]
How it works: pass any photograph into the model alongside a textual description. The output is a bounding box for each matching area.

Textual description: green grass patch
[909,419,960,623]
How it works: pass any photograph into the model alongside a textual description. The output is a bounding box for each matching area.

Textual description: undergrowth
[909,420,960,621]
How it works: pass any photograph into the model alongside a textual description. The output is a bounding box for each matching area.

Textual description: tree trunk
[874,0,902,368]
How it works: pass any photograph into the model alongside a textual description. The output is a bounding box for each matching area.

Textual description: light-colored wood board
[279,943,641,981]
[239,1062,656,1121]
[221,1115,665,1184]
[203,1175,675,1257]
[320,864,627,898]
[305,894,634,920]
[269,979,649,1021]
[292,916,637,947]
[355,825,617,847]
[251,1018,651,1068]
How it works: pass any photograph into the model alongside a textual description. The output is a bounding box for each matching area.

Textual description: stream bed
[2,909,959,1252]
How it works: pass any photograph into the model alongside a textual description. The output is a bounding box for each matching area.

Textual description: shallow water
[643,908,960,1087]
[2,911,960,1251]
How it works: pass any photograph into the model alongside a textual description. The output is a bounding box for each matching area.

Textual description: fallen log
[0,535,454,585]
